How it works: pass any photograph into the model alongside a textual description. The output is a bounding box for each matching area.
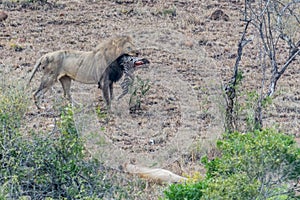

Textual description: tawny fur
[124,163,187,184]
[28,36,135,109]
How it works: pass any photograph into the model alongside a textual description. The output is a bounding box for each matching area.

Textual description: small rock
[48,124,55,128]
[18,37,26,43]
[198,39,209,46]
[0,11,8,22]
[210,9,229,21]
[149,139,155,145]
[183,40,193,49]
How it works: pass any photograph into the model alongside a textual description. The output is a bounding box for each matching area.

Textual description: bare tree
[224,0,300,133]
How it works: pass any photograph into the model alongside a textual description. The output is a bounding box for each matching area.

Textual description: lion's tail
[27,56,44,86]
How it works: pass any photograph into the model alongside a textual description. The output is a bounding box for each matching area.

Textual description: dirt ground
[1,0,300,196]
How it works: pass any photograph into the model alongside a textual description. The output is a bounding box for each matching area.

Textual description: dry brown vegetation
[0,0,299,198]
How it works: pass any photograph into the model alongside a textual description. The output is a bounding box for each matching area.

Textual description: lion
[28,36,150,109]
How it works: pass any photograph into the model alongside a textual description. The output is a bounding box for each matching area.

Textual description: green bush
[163,180,207,200]
[0,84,112,199]
[21,105,111,199]
[0,84,30,198]
[163,129,300,200]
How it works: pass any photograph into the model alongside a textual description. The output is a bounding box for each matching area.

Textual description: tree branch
[224,20,252,133]
[267,48,300,96]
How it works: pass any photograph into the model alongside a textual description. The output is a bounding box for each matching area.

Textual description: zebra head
[119,53,150,72]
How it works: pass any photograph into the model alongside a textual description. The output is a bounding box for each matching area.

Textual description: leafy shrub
[163,180,207,200]
[129,76,150,113]
[0,83,112,199]
[21,105,111,199]
[163,129,300,200]
[0,84,30,198]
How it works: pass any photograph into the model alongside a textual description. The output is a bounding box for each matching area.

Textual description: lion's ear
[124,35,132,42]
[122,40,136,54]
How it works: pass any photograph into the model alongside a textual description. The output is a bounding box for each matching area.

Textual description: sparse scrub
[153,7,177,18]
[95,105,107,119]
[2,0,48,5]
[9,43,24,52]
[161,8,176,17]
[129,75,150,113]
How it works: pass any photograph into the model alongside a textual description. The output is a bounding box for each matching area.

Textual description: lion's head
[94,36,138,67]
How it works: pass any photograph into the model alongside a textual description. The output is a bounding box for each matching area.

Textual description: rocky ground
[1,0,299,198]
